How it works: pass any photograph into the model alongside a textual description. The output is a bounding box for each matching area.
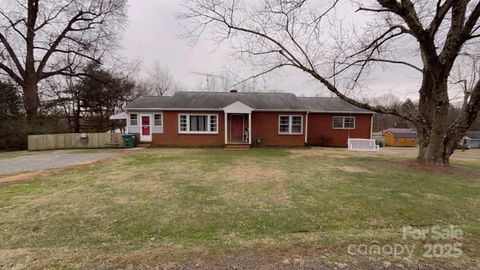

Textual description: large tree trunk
[416,131,454,166]
[22,82,40,119]
[74,97,81,133]
[415,76,453,165]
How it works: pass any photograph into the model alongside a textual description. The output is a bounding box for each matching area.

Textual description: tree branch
[445,77,480,147]
[0,61,24,85]
[427,0,455,38]
[304,67,419,123]
[377,0,425,38]
[34,0,75,31]
[0,9,27,40]
[332,58,423,78]
[232,63,290,87]
[0,31,25,77]
[37,10,103,76]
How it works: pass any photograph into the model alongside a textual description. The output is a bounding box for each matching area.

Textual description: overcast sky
[121,1,421,100]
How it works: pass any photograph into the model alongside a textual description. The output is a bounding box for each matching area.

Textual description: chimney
[230,89,238,93]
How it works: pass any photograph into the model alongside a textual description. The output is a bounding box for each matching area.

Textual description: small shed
[383,128,417,147]
[460,131,480,149]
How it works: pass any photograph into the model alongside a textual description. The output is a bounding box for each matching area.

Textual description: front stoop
[137,143,152,148]
[224,143,251,150]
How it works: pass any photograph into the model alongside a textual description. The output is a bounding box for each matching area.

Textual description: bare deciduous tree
[137,62,185,96]
[0,0,127,118]
[42,62,136,132]
[179,0,480,165]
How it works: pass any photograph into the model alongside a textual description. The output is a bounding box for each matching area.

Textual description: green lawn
[0,148,479,269]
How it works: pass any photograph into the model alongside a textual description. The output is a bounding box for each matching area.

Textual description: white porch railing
[348,138,380,152]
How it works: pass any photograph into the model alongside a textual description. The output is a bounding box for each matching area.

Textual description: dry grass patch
[291,147,385,160]
[218,163,293,208]
[339,166,369,173]
[224,164,287,183]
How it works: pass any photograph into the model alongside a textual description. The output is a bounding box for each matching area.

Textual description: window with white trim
[179,115,188,131]
[210,115,218,132]
[179,114,218,133]
[332,116,356,129]
[278,115,303,134]
[154,114,163,126]
[130,114,138,126]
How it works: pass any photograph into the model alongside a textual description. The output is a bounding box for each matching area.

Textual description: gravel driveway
[0,150,117,175]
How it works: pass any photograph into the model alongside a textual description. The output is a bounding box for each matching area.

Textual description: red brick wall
[307,113,372,147]
[133,111,371,148]
[152,111,225,147]
[251,112,306,146]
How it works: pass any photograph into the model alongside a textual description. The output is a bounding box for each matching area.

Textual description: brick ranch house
[123,91,374,147]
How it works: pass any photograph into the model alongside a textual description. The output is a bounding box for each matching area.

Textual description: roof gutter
[125,108,224,112]
[253,109,308,112]
[126,108,373,114]
[308,110,374,114]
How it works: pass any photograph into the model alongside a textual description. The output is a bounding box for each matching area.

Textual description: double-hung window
[130,114,138,126]
[154,113,163,126]
[332,116,356,129]
[278,115,303,135]
[179,114,218,133]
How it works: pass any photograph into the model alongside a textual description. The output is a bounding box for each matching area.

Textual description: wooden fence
[28,133,124,151]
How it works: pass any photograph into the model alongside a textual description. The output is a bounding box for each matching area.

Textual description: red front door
[231,115,243,138]
[141,116,150,136]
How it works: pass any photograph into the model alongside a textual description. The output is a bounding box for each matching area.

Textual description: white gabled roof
[223,101,253,113]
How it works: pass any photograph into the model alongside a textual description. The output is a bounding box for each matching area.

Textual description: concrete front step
[137,143,152,148]
[224,144,251,150]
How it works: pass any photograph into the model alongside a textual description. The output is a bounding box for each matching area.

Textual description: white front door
[140,115,152,142]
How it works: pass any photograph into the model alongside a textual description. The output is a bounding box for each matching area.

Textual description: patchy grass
[0,147,479,269]
[63,148,124,154]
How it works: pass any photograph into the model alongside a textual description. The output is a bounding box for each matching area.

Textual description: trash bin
[122,134,136,148]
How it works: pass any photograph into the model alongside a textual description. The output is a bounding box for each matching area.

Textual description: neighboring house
[123,91,374,147]
[460,131,480,149]
[383,128,417,147]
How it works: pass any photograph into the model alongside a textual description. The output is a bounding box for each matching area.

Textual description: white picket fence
[348,138,379,152]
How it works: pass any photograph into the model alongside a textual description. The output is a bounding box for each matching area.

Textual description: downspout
[370,113,374,139]
[305,111,309,146]
[224,112,228,144]
[126,109,130,134]
[248,112,252,145]
[242,114,245,141]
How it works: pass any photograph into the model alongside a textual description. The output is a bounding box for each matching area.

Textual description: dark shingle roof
[126,96,172,109]
[392,132,417,139]
[126,91,305,110]
[465,131,480,140]
[126,91,373,113]
[298,97,371,113]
